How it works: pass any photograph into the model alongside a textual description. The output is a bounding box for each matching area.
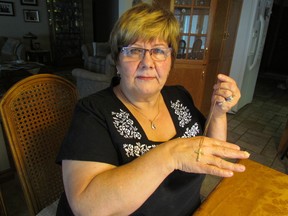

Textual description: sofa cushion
[0,36,7,50]
[81,43,93,58]
[1,38,20,56]
[81,42,114,73]
[0,54,18,62]
[86,56,106,73]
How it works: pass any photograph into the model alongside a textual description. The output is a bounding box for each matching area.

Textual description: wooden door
[200,0,243,115]
[218,0,243,75]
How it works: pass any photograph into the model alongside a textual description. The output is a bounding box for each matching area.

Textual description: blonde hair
[109,3,180,66]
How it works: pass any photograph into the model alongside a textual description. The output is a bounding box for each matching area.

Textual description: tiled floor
[1,76,288,215]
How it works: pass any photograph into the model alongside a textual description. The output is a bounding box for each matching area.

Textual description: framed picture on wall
[21,0,37,6]
[0,1,14,16]
[23,10,40,22]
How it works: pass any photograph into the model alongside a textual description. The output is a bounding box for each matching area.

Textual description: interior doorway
[93,0,119,42]
[259,0,288,80]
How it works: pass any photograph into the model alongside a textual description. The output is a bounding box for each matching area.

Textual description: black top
[56,85,206,216]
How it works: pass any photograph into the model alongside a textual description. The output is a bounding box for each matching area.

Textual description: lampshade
[23,32,37,39]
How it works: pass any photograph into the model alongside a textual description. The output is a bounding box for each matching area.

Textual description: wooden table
[0,62,43,96]
[193,159,288,216]
[26,50,51,64]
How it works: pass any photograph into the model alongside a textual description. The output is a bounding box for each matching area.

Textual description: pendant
[151,122,156,130]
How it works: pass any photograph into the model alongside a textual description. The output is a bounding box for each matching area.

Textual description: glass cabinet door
[174,0,211,60]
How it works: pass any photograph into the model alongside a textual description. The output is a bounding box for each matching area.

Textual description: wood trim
[278,119,288,156]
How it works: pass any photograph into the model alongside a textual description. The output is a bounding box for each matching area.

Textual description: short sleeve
[56,98,120,166]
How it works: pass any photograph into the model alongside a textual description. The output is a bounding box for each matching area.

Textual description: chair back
[177,39,186,58]
[0,74,78,215]
[191,38,203,59]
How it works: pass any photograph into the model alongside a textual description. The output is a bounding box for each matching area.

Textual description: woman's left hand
[212,74,241,117]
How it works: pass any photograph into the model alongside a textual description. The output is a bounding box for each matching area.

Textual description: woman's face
[117,39,172,98]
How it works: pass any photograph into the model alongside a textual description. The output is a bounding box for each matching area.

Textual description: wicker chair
[0,74,78,215]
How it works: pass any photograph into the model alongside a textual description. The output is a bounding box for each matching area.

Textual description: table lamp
[23,32,37,50]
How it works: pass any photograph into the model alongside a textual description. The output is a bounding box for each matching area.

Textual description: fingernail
[239,165,246,172]
[244,151,250,157]
[227,171,234,177]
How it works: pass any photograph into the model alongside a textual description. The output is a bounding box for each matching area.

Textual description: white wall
[0,0,153,52]
[118,0,153,17]
[119,0,134,17]
[0,1,94,51]
[0,1,50,50]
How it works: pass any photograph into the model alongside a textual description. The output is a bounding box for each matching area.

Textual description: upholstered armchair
[72,43,117,98]
[81,42,111,73]
[0,36,26,63]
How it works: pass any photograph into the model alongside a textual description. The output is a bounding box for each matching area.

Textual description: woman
[56,3,249,216]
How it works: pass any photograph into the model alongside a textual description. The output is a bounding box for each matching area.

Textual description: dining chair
[0,74,78,215]
[191,38,203,59]
[177,39,186,59]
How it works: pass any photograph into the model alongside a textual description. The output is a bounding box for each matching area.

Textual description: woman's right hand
[165,136,250,177]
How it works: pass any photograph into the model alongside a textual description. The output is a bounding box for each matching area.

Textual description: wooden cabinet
[26,50,51,64]
[169,63,205,107]
[46,0,84,66]
[174,0,212,61]
[201,0,242,115]
[156,0,243,115]
[157,0,216,110]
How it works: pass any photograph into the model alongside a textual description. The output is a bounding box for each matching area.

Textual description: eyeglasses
[120,47,172,62]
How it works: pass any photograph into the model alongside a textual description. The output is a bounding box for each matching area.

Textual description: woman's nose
[140,50,155,68]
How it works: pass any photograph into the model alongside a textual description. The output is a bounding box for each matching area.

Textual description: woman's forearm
[63,143,174,216]
[206,114,227,141]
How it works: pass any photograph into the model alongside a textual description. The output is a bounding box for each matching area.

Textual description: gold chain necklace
[119,88,160,130]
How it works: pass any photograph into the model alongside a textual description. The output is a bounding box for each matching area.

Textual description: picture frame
[21,0,37,6]
[0,1,14,16]
[23,10,39,22]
